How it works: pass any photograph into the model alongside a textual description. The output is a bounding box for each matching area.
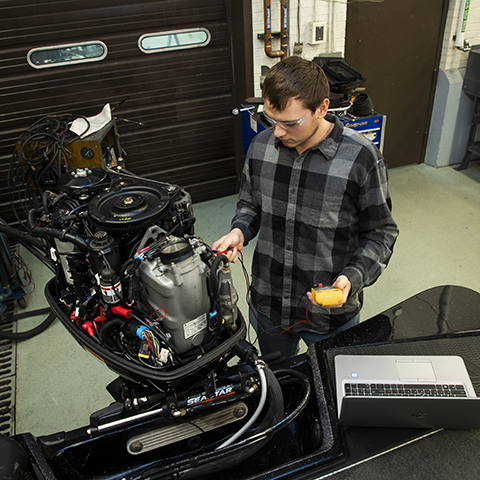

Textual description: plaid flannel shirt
[232,114,398,333]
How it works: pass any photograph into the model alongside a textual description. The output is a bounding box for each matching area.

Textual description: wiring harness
[8,114,87,227]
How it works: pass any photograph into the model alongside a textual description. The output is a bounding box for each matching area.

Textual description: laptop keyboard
[344,383,468,397]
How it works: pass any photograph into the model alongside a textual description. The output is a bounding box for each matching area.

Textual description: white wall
[251,0,347,97]
[441,0,480,71]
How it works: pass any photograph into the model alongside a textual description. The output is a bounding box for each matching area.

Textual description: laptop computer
[335,354,480,429]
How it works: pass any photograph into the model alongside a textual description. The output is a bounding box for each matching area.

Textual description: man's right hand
[212,228,245,263]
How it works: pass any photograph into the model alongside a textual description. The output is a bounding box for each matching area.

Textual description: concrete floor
[12,160,480,440]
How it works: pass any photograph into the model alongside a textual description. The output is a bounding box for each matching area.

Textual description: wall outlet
[308,22,325,45]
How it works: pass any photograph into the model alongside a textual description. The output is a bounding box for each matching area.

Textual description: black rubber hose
[99,317,126,348]
[0,259,11,290]
[1,307,50,321]
[0,222,55,272]
[0,309,55,340]
[27,209,88,250]
[0,239,14,287]
[0,223,47,252]
[352,92,374,116]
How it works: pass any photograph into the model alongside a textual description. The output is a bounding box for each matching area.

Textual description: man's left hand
[307,275,351,308]
[331,275,351,308]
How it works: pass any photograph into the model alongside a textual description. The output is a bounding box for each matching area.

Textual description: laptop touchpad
[396,361,436,381]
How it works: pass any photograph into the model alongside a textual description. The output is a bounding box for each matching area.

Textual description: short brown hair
[263,56,330,112]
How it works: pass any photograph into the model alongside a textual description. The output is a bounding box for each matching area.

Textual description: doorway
[345,0,448,168]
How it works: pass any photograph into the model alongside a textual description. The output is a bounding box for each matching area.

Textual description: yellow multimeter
[310,283,343,306]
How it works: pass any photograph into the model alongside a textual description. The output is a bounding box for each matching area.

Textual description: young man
[213,56,398,357]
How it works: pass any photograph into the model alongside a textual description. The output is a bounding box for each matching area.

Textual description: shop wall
[250,0,347,97]
[250,1,480,169]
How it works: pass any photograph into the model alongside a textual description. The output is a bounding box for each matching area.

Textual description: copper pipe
[264,0,288,59]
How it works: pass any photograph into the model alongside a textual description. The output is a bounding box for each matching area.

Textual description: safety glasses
[262,110,311,129]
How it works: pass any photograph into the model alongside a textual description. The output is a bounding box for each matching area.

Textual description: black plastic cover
[0,434,28,480]
[313,56,365,93]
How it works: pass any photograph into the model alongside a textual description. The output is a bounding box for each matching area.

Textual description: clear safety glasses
[262,110,311,129]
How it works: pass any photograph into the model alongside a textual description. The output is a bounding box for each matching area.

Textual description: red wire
[238,250,311,338]
[152,307,166,321]
[214,250,230,255]
[144,333,153,352]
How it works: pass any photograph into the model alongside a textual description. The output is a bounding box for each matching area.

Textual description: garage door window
[27,41,107,69]
[138,28,211,54]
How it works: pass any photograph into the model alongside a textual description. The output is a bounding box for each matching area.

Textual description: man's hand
[307,275,351,308]
[212,228,245,263]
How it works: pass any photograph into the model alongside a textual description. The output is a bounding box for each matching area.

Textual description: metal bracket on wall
[257,32,281,39]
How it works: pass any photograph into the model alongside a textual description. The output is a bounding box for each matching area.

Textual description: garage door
[0,0,251,224]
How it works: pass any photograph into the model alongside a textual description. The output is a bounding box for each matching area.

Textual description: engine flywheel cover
[88,185,171,230]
